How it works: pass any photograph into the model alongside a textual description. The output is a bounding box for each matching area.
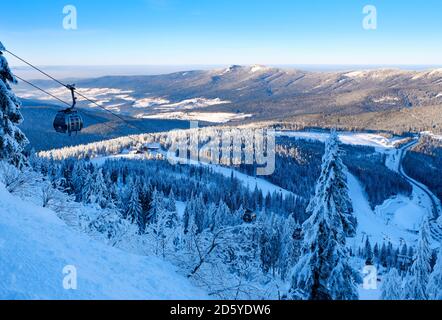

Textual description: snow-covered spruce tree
[364,238,374,265]
[167,193,179,230]
[71,161,88,201]
[92,168,111,209]
[212,200,231,231]
[279,216,302,280]
[137,182,152,231]
[145,193,180,257]
[427,244,442,300]
[0,42,29,168]
[305,130,356,237]
[126,188,142,224]
[80,168,110,209]
[81,174,94,204]
[404,218,432,300]
[289,131,359,300]
[147,188,163,225]
[381,268,403,300]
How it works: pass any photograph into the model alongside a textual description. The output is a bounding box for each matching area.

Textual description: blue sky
[1,0,442,66]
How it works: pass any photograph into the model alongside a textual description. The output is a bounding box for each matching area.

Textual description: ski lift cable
[5,49,68,88]
[5,49,148,135]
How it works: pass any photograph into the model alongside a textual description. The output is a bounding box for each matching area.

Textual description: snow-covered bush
[0,162,39,194]
[0,43,29,168]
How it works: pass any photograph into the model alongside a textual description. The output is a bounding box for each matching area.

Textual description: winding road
[397,139,442,242]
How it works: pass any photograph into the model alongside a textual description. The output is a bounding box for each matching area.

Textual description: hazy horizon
[10,64,442,81]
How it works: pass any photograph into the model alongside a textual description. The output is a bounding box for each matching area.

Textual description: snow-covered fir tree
[364,238,374,265]
[404,218,432,300]
[289,131,359,300]
[72,161,88,201]
[307,130,356,237]
[145,192,180,257]
[381,268,403,300]
[279,216,302,280]
[81,174,95,204]
[427,244,442,300]
[373,243,380,264]
[0,42,29,168]
[80,168,110,208]
[92,168,111,209]
[147,188,164,225]
[259,221,280,275]
[212,200,231,231]
[165,190,179,229]
[137,182,152,231]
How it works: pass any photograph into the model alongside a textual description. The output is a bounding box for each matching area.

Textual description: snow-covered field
[18,84,239,122]
[276,131,408,149]
[133,97,171,108]
[346,173,419,247]
[0,183,207,300]
[152,97,230,111]
[137,111,252,123]
[18,86,238,122]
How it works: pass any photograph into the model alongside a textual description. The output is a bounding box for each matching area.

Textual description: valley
[16,65,442,140]
[3,0,442,304]
[4,60,442,301]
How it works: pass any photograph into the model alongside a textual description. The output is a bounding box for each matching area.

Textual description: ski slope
[276,131,407,149]
[346,172,420,249]
[0,183,207,300]
[278,131,427,246]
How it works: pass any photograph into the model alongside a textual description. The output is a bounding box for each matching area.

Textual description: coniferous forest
[2,1,442,303]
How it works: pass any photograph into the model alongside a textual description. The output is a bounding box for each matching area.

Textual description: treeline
[403,136,442,202]
[357,238,424,273]
[38,157,307,223]
[239,138,323,200]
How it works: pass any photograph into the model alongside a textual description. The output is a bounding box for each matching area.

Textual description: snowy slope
[278,131,426,246]
[93,153,293,199]
[0,183,207,300]
[176,158,293,198]
[346,173,419,249]
[276,131,407,149]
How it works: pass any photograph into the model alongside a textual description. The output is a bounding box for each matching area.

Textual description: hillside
[19,102,191,151]
[16,65,442,132]
[0,182,207,300]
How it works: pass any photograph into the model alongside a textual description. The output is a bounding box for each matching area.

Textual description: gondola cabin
[53,108,84,135]
[52,84,83,135]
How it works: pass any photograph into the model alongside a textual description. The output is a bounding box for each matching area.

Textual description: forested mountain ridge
[17,65,442,135]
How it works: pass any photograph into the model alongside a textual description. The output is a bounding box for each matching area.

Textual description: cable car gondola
[53,84,84,135]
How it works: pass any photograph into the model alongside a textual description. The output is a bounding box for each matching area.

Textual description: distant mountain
[19,103,190,151]
[15,65,442,132]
